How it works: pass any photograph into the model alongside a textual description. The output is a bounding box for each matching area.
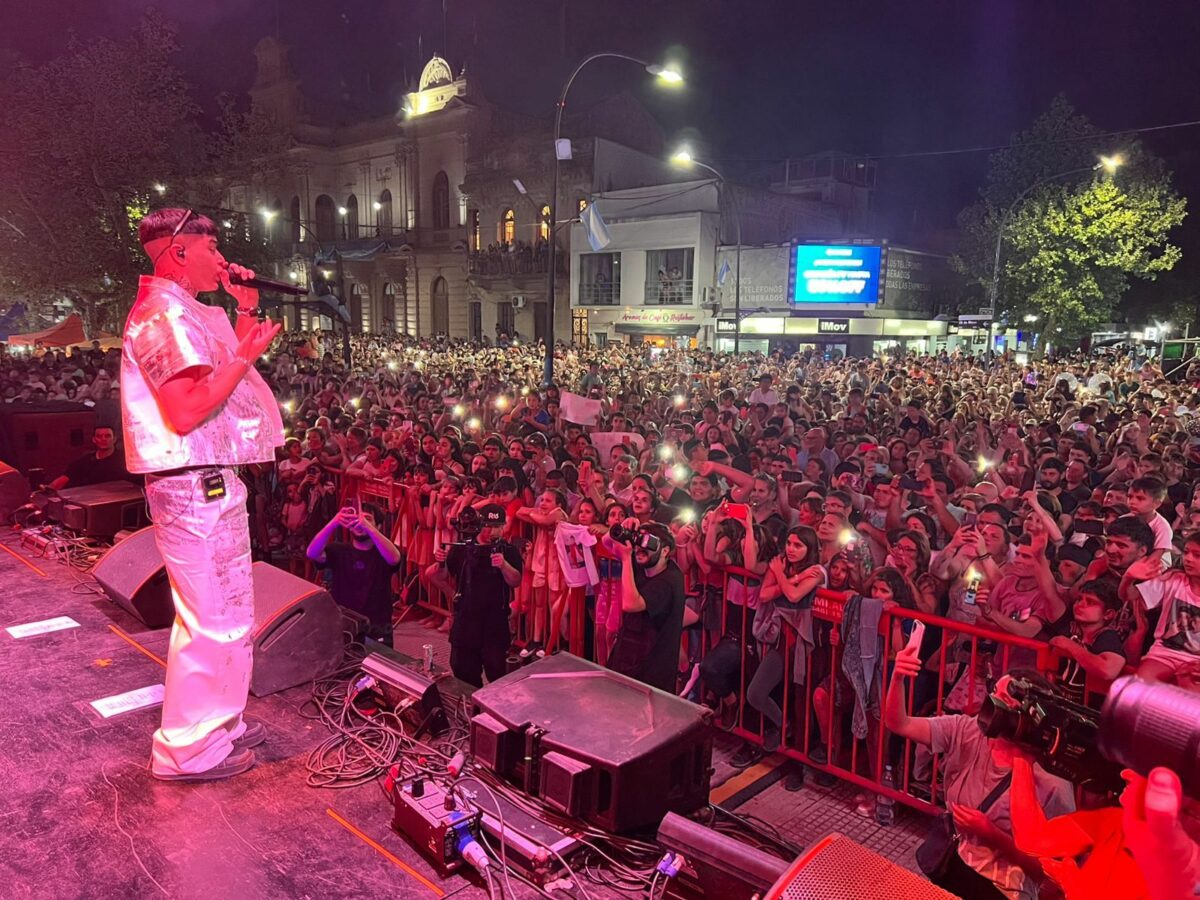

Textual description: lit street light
[543,53,683,386]
[671,146,742,354]
[153,183,167,195]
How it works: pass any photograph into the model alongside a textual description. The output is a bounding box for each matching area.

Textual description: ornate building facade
[229,38,668,343]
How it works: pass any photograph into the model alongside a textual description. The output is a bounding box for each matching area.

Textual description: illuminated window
[577,198,589,215]
[539,205,551,241]
[499,208,515,244]
[469,209,480,250]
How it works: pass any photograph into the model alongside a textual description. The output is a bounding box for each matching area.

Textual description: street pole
[988,163,1107,357]
[544,52,682,386]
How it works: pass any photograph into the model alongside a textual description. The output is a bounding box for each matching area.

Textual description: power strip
[390,775,580,884]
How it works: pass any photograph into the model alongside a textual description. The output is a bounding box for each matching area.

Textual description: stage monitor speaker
[470,653,713,833]
[0,460,31,523]
[53,480,148,537]
[657,812,789,900]
[92,527,174,628]
[93,537,344,695]
[764,833,954,900]
[0,404,97,479]
[248,561,344,697]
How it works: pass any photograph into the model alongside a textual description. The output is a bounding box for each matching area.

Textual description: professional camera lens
[1100,676,1200,799]
[609,524,634,544]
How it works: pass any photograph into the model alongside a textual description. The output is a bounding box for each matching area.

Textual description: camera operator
[886,645,1075,899]
[425,504,522,688]
[603,520,685,692]
[306,504,401,644]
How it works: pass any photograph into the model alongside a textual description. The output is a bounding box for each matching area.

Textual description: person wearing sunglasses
[121,208,282,782]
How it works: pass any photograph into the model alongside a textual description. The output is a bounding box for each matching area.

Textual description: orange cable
[0,539,48,577]
[325,808,445,897]
[107,624,167,668]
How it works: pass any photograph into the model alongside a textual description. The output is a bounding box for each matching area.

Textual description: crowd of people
[467,237,557,277]
[6,328,1200,897]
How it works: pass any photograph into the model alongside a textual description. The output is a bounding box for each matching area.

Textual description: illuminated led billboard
[789,244,883,304]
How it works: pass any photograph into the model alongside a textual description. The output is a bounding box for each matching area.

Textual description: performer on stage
[121,208,283,781]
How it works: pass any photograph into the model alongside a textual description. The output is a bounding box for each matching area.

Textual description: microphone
[227,270,309,296]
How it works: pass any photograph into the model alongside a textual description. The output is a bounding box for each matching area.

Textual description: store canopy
[614,323,700,336]
[6,314,87,347]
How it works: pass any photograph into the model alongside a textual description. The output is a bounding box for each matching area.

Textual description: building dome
[418,56,454,92]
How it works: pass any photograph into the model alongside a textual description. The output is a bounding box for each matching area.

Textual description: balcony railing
[469,246,565,277]
[644,278,693,305]
[578,283,620,306]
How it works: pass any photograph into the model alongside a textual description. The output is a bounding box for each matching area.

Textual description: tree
[952,97,1186,338]
[0,13,202,331]
[0,14,295,333]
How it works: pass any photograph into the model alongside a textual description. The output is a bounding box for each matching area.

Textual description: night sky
[6,0,1200,291]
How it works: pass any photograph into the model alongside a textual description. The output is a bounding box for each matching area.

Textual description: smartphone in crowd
[780,470,806,483]
[725,503,750,522]
[963,570,983,606]
[1074,518,1105,535]
[899,475,924,491]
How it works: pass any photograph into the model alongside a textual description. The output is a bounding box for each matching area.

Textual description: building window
[645,248,694,305]
[432,171,450,229]
[376,189,393,236]
[497,301,515,338]
[469,301,482,341]
[288,195,301,243]
[345,194,359,239]
[469,209,480,251]
[577,198,589,215]
[579,252,620,306]
[571,309,589,345]
[499,208,515,244]
[431,276,449,334]
[538,204,551,242]
[314,195,337,243]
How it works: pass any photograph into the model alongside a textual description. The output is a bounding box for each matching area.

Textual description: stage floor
[0,535,927,899]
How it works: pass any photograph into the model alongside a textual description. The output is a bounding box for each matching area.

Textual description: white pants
[146,468,254,775]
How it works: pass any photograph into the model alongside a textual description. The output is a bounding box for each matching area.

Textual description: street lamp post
[987,156,1122,355]
[544,53,682,386]
[670,150,741,354]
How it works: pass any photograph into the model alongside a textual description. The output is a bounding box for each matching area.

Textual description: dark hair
[1077,577,1121,613]
[491,475,517,496]
[780,525,820,574]
[138,208,218,246]
[867,566,915,609]
[1130,476,1168,502]
[1105,515,1155,553]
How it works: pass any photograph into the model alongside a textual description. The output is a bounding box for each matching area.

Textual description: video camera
[609,523,663,555]
[979,675,1200,798]
[445,504,504,561]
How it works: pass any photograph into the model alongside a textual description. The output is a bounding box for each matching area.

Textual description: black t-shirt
[1058,628,1125,706]
[64,451,137,487]
[610,560,685,691]
[899,415,931,438]
[446,539,523,650]
[317,542,400,628]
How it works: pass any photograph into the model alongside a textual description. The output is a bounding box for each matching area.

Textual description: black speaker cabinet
[471,653,713,833]
[0,460,31,523]
[93,534,344,695]
[92,527,175,628]
[0,404,97,479]
[248,562,344,697]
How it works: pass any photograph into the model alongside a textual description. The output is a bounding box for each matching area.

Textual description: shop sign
[716,319,737,333]
[616,308,701,325]
[817,318,850,334]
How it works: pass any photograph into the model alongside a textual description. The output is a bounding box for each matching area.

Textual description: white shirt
[1138,571,1200,655]
[1147,512,1175,566]
[748,387,780,407]
[121,276,284,473]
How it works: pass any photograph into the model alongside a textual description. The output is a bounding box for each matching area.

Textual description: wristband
[237,307,263,318]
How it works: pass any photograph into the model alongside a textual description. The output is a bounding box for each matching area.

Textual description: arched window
[345,194,359,239]
[269,198,284,244]
[431,276,449,335]
[314,194,336,243]
[499,208,515,244]
[469,209,480,251]
[376,189,393,236]
[288,195,301,243]
[432,171,450,229]
[539,204,551,242]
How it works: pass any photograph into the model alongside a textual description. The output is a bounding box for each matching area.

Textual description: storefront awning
[614,323,700,336]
